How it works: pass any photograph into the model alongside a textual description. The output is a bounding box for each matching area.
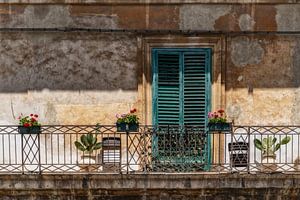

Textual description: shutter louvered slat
[183,52,208,126]
[156,53,180,125]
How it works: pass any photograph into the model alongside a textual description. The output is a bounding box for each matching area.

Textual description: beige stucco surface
[0,3,299,126]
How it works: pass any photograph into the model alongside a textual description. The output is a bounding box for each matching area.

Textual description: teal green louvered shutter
[152,48,212,171]
[183,51,211,128]
[152,51,181,126]
[152,48,211,127]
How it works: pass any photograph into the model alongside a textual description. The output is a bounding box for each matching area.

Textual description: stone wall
[0,174,299,199]
[0,3,299,125]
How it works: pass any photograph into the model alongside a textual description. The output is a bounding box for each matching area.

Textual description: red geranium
[18,113,41,127]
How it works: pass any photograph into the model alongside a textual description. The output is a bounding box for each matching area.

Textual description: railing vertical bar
[2,133,5,165]
[8,133,11,168]
[247,126,250,173]
[44,129,48,165]
[69,132,72,168]
[38,133,41,174]
[14,131,17,169]
[126,130,129,174]
[21,133,24,174]
[57,132,60,165]
[51,130,53,169]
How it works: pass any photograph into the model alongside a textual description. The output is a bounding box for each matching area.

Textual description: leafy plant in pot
[74,125,102,171]
[254,136,291,171]
[116,108,139,132]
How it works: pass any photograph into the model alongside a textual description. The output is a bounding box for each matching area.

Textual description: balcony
[0,125,298,174]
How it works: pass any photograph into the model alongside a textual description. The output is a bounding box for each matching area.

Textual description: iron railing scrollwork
[0,125,299,174]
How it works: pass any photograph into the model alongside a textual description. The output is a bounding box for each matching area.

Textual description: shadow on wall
[0,32,138,93]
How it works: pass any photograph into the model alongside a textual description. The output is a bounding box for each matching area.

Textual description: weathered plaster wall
[0,3,299,125]
[0,4,299,31]
[0,32,138,125]
[226,36,300,125]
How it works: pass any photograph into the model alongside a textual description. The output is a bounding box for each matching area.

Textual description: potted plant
[207,109,231,131]
[74,126,102,171]
[116,108,139,132]
[254,136,291,171]
[18,113,41,134]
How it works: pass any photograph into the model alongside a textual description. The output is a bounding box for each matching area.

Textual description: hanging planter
[18,126,41,134]
[208,122,232,132]
[116,123,139,132]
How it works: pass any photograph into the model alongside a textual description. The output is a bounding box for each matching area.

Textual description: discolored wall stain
[148,5,179,30]
[180,5,232,30]
[69,5,117,29]
[276,5,300,31]
[230,37,265,67]
[113,5,147,29]
[238,14,255,31]
[291,39,300,125]
[226,36,298,125]
[253,5,277,31]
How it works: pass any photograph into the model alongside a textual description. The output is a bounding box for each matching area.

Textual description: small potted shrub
[116,108,139,132]
[74,127,102,171]
[208,109,231,131]
[18,113,41,134]
[254,136,290,171]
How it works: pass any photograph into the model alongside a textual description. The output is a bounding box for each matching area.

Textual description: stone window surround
[139,35,226,163]
[140,35,226,125]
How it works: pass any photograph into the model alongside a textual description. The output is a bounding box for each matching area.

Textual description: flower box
[18,126,41,134]
[208,122,232,132]
[116,123,139,132]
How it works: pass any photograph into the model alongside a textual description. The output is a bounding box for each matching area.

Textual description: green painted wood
[152,48,212,171]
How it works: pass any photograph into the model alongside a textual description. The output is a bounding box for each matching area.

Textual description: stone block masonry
[0,174,299,199]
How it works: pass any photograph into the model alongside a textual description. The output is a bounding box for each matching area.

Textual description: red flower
[24,123,30,127]
[133,108,137,112]
[218,109,224,113]
[30,114,33,116]
[31,118,36,122]
[34,114,38,118]
[130,110,134,113]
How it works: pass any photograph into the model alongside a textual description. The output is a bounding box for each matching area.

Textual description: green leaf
[274,143,281,152]
[86,133,93,144]
[74,141,86,152]
[272,137,277,146]
[280,136,291,145]
[254,139,263,151]
[93,142,102,150]
[81,135,89,147]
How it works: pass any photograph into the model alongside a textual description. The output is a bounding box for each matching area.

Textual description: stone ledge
[0,173,299,190]
[0,0,299,4]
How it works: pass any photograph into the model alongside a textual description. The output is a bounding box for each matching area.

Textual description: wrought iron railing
[0,125,299,174]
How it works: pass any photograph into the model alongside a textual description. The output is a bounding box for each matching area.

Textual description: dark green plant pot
[116,123,139,132]
[18,126,41,134]
[208,122,232,132]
